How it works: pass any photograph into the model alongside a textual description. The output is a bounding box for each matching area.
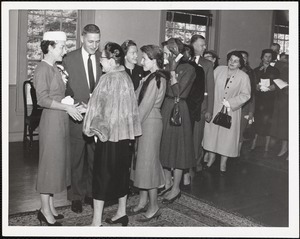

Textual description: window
[165,10,211,44]
[273,25,289,54]
[273,10,289,54]
[27,10,79,81]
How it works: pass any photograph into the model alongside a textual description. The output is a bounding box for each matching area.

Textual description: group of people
[33,23,288,227]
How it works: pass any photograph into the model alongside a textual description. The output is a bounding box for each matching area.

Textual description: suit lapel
[77,49,90,96]
[95,50,102,85]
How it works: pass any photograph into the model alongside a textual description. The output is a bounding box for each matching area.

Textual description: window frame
[15,10,84,115]
[165,10,211,45]
[273,24,289,54]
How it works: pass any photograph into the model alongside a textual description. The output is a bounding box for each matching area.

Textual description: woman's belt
[166,95,186,103]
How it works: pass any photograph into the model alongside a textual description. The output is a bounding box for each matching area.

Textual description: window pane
[27,38,42,60]
[28,14,44,37]
[284,41,289,54]
[28,10,44,15]
[45,17,60,31]
[66,39,77,52]
[62,18,77,38]
[285,34,289,40]
[27,61,38,80]
[278,34,285,40]
[173,29,184,42]
[186,24,195,30]
[62,10,77,18]
[46,10,62,17]
[174,22,185,29]
[166,21,173,28]
[196,25,206,31]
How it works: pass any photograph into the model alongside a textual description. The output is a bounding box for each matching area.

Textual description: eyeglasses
[229,59,240,64]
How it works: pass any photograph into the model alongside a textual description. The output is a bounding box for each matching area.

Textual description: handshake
[61,96,87,114]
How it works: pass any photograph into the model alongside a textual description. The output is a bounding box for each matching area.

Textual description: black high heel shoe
[53,214,64,220]
[105,215,129,226]
[162,191,181,204]
[37,210,62,226]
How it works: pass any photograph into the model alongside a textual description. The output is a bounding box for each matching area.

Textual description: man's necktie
[88,54,95,93]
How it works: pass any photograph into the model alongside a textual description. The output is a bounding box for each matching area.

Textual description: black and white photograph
[2,1,299,238]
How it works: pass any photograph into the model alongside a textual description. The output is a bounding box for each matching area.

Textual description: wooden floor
[8,139,289,227]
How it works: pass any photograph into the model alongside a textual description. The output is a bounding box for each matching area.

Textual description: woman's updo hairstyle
[226,50,245,69]
[121,40,137,55]
[40,41,56,54]
[260,48,275,60]
[162,37,185,55]
[140,45,164,69]
[103,42,125,66]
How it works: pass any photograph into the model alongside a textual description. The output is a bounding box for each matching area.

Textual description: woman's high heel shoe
[158,185,172,196]
[53,214,64,220]
[105,215,129,226]
[162,191,181,204]
[127,204,148,216]
[137,209,161,222]
[37,210,62,226]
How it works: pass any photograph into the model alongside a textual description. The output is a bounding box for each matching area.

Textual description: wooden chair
[23,79,43,149]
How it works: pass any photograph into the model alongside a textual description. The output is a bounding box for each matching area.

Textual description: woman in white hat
[33,31,83,226]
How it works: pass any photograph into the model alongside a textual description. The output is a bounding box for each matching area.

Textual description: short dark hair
[161,37,184,54]
[104,42,125,65]
[271,42,280,49]
[280,52,287,58]
[227,50,245,69]
[140,45,164,69]
[82,24,100,35]
[260,49,274,60]
[121,40,137,55]
[181,44,194,62]
[190,34,205,45]
[40,40,56,54]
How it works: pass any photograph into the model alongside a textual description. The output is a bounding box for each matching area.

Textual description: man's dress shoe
[84,196,93,209]
[71,200,82,213]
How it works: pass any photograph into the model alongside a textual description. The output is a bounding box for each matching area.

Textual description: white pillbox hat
[43,31,67,41]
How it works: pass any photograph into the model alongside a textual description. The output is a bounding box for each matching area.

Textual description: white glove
[260,85,270,92]
[222,99,231,111]
[94,136,98,143]
[61,96,74,105]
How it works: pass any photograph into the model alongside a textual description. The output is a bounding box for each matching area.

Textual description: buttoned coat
[203,66,251,157]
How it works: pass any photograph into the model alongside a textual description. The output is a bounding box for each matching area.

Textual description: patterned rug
[9,192,263,227]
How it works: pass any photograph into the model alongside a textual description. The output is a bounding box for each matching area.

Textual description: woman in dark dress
[83,42,142,226]
[250,49,280,157]
[121,39,148,90]
[159,38,196,203]
[271,56,289,159]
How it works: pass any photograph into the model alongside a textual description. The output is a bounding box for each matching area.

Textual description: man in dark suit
[63,24,102,213]
[190,35,215,173]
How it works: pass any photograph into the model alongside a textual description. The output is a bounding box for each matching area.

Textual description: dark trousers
[67,132,95,201]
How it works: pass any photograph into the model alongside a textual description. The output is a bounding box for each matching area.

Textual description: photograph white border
[2,1,299,237]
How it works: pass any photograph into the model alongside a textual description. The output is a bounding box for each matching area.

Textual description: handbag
[169,97,182,126]
[213,105,232,129]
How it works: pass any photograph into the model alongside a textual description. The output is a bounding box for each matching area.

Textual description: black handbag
[170,97,182,126]
[213,105,232,129]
